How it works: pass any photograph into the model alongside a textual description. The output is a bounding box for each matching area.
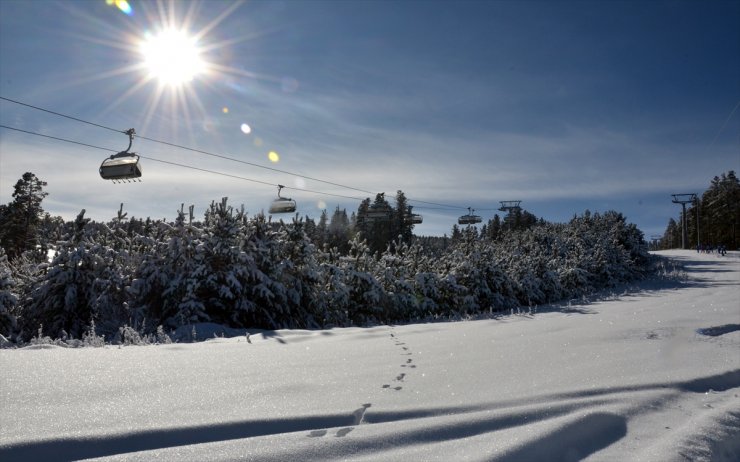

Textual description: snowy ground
[1,250,738,461]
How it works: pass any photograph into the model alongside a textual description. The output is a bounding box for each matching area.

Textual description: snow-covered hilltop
[1,250,738,461]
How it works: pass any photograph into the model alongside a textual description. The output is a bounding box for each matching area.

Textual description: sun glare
[140,29,205,86]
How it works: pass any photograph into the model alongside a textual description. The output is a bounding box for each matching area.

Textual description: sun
[140,29,205,87]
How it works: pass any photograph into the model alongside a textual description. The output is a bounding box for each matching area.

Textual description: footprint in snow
[308,430,327,438]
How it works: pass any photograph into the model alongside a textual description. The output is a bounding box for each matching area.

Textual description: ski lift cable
[0,96,378,196]
[0,124,369,202]
[0,124,119,152]
[1,95,473,211]
[0,96,124,135]
[132,133,380,197]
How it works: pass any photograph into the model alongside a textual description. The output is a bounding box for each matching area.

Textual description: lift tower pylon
[499,201,522,230]
[672,194,696,250]
[498,201,522,213]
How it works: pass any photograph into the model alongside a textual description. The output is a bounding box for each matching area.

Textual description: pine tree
[394,190,414,245]
[661,218,681,249]
[316,209,328,248]
[701,171,740,249]
[0,172,48,260]
[0,247,18,337]
[22,210,132,340]
[130,205,203,330]
[327,207,351,253]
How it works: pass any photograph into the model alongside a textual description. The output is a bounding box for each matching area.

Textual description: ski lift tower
[499,201,522,213]
[671,194,696,250]
[499,201,521,230]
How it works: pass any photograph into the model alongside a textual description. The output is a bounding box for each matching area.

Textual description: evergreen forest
[658,171,740,251]
[0,172,658,344]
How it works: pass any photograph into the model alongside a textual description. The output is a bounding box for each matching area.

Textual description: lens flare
[268,151,280,163]
[240,123,251,134]
[254,137,263,147]
[294,177,306,189]
[317,200,327,209]
[107,0,133,15]
[222,107,229,114]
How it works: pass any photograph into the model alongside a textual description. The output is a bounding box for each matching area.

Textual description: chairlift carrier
[269,185,297,214]
[99,128,142,182]
[458,207,482,225]
[407,214,423,224]
[406,206,423,224]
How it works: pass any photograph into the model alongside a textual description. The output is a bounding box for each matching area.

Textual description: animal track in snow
[383,327,417,393]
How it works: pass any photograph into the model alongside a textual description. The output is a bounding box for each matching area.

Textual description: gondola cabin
[99,154,142,181]
[269,197,297,214]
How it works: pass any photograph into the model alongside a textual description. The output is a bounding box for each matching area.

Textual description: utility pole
[672,194,696,250]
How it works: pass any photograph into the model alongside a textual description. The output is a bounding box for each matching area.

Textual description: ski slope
[1,250,738,461]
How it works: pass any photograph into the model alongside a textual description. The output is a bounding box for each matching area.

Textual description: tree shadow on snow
[488,413,627,462]
[3,370,737,461]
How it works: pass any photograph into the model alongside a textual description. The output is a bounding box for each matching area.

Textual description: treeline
[659,171,740,250]
[0,173,650,344]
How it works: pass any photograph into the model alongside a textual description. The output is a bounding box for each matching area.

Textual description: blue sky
[1,0,738,238]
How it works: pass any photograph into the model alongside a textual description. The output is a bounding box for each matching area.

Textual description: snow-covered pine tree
[129,205,204,330]
[340,237,387,324]
[22,210,130,340]
[315,245,350,327]
[375,240,418,321]
[0,247,18,338]
[273,217,325,327]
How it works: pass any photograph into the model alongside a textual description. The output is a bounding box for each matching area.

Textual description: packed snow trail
[0,250,738,461]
